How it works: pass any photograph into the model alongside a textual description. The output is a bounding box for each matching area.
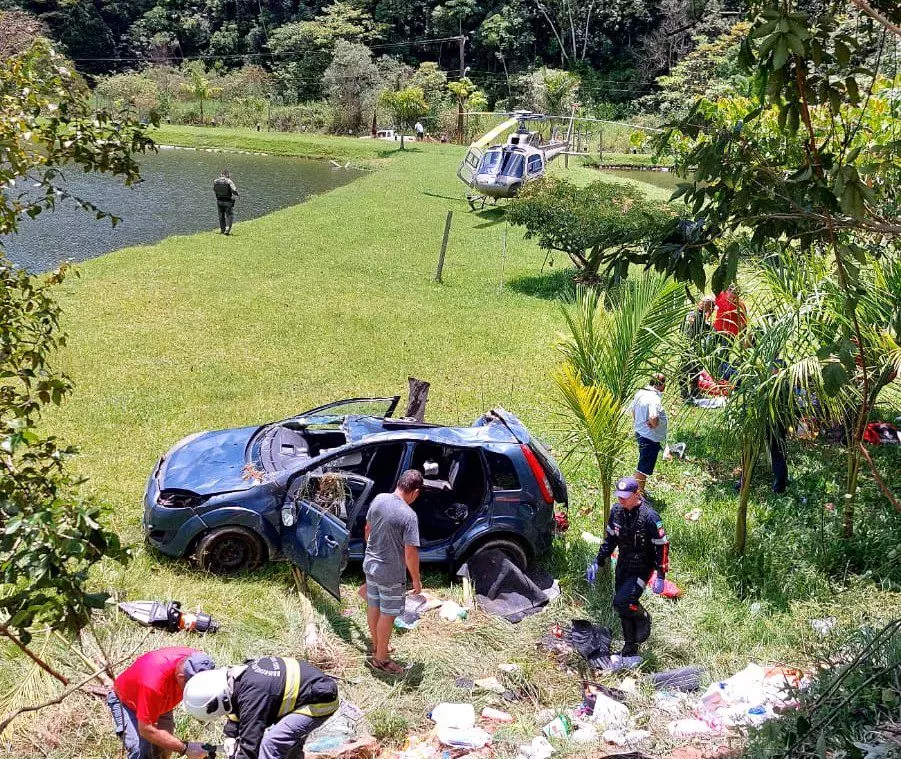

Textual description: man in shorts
[363,469,422,674]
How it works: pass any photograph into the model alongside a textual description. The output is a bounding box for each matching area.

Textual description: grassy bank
[2,131,899,758]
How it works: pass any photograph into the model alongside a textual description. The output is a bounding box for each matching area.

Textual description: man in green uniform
[183,656,339,759]
[213,170,239,235]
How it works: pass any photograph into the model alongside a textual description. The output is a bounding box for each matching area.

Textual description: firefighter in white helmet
[183,657,338,759]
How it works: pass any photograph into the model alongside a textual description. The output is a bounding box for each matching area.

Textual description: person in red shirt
[713,284,747,337]
[110,647,215,759]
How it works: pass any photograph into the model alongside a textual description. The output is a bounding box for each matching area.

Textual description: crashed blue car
[143,397,568,598]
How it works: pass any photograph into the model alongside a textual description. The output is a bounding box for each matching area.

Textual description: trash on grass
[619,677,638,694]
[516,736,555,759]
[650,666,704,692]
[582,692,630,727]
[683,508,702,522]
[436,726,491,749]
[499,663,521,674]
[581,531,603,545]
[570,723,598,743]
[667,718,713,738]
[480,707,513,723]
[810,617,837,636]
[602,728,651,746]
[118,601,219,633]
[306,702,370,757]
[541,715,572,739]
[438,601,468,622]
[475,676,506,694]
[429,703,476,730]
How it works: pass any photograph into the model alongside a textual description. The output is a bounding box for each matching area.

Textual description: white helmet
[183,667,232,721]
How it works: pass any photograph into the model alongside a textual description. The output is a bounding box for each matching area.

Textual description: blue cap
[614,476,640,499]
[183,653,216,680]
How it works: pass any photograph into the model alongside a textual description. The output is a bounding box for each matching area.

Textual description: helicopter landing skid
[466,194,487,211]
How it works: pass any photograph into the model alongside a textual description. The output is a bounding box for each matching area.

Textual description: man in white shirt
[414,122,424,141]
[630,374,668,494]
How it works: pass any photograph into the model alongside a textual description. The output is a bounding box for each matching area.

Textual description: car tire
[195,527,265,574]
[468,538,529,571]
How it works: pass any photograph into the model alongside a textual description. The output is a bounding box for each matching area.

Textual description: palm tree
[556,274,686,521]
[180,63,221,126]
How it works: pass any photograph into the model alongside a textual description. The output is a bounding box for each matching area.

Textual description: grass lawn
[2,128,899,758]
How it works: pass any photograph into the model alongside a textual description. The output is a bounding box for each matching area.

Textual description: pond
[2,148,364,273]
[602,168,682,193]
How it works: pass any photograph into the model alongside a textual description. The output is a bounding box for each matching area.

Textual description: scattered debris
[480,707,513,723]
[570,723,599,743]
[541,714,572,739]
[619,677,638,694]
[667,718,713,737]
[436,726,492,749]
[581,530,603,545]
[306,702,372,758]
[603,728,651,746]
[457,549,559,623]
[474,676,505,694]
[499,663,521,674]
[810,617,837,636]
[516,736,555,759]
[118,601,219,633]
[438,601,468,622]
[429,703,475,730]
[663,442,688,460]
[650,666,705,692]
[683,508,702,522]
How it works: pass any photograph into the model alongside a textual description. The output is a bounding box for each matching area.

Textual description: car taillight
[521,444,554,505]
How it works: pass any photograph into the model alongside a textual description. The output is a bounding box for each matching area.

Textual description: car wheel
[195,527,264,574]
[469,538,529,571]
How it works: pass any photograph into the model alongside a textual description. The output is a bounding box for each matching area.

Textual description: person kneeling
[184,656,339,759]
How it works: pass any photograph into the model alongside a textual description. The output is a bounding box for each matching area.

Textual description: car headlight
[157,489,210,509]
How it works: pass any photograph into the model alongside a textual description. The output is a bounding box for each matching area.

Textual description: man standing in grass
[586,476,669,657]
[630,374,668,494]
[213,169,239,235]
[363,469,423,675]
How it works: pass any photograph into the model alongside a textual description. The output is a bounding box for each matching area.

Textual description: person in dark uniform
[183,657,339,759]
[213,170,239,235]
[680,295,715,399]
[585,476,669,656]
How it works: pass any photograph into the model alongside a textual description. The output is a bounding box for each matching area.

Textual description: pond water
[2,148,363,272]
[602,168,682,193]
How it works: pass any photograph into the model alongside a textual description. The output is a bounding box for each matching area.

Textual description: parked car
[143,396,568,598]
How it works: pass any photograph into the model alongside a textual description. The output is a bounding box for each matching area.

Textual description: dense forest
[1,0,746,109]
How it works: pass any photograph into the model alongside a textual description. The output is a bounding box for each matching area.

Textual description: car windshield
[499,153,525,178]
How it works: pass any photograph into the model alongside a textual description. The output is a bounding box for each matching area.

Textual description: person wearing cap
[109,647,216,759]
[629,374,668,494]
[183,656,339,759]
[585,476,670,656]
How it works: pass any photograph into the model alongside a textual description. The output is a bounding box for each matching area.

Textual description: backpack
[213,178,233,200]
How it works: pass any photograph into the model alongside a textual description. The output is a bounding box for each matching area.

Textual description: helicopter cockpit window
[499,153,525,178]
[527,155,543,174]
[478,151,502,174]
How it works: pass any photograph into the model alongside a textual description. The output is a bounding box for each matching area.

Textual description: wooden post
[499,223,508,292]
[436,210,452,283]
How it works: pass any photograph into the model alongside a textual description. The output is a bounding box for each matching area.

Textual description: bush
[367,708,408,744]
[268,101,334,132]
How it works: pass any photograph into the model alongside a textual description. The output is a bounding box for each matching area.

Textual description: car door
[293,396,400,419]
[280,470,374,599]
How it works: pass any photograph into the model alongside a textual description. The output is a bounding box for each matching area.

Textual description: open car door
[293,396,400,420]
[280,471,374,599]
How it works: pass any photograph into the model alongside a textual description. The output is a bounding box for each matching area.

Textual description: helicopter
[456,108,578,210]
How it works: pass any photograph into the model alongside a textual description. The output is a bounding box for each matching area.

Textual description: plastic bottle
[481,707,514,723]
[429,703,476,730]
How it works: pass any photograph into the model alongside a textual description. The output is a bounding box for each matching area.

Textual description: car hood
[158,426,259,495]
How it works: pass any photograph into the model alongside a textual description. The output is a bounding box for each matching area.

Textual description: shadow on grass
[506,267,577,302]
[473,207,506,228]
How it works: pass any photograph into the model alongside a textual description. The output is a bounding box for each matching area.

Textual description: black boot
[634,607,652,644]
[620,617,639,656]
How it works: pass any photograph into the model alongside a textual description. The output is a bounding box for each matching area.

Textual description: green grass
[2,131,899,758]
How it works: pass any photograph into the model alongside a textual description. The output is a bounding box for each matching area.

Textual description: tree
[380,86,428,149]
[180,61,221,125]
[0,9,49,58]
[556,276,686,520]
[647,4,901,534]
[447,76,488,141]
[507,178,678,282]
[514,67,580,113]
[95,72,162,118]
[476,7,535,101]
[0,39,148,691]
[323,41,381,134]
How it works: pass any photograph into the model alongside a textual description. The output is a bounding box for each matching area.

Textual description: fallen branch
[849,0,901,37]
[0,624,69,686]
[0,631,150,735]
[858,442,901,512]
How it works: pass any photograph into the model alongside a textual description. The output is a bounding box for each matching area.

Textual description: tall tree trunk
[597,452,612,524]
[844,445,862,538]
[735,444,756,555]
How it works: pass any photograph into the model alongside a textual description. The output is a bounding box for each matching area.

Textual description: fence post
[436,210,453,283]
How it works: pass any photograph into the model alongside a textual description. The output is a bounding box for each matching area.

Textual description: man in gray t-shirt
[363,469,422,675]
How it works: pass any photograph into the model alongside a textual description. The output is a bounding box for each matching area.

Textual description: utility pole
[456,35,466,144]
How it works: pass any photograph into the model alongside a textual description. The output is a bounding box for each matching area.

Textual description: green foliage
[507,178,677,280]
[0,41,146,640]
[555,276,686,516]
[323,42,381,134]
[514,68,581,114]
[380,85,427,148]
[367,708,409,743]
[95,71,161,117]
[180,61,222,125]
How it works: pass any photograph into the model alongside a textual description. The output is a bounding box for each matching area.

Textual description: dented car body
[144,397,567,598]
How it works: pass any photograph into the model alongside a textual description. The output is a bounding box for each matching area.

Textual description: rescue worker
[213,169,239,235]
[183,656,339,759]
[108,647,215,759]
[585,476,669,657]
